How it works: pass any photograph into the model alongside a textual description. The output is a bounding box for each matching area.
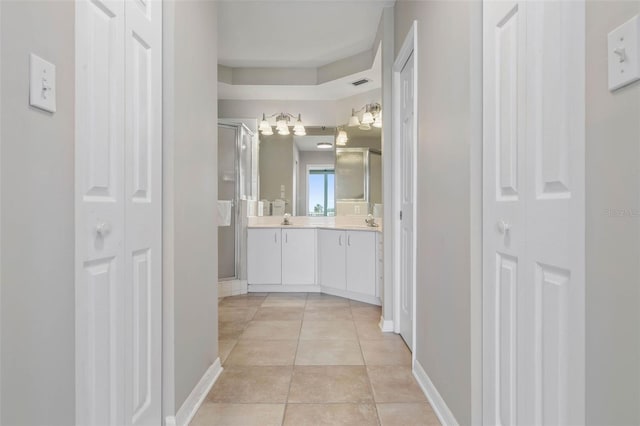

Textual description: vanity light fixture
[317,141,333,149]
[259,112,306,136]
[347,103,382,131]
[336,128,348,146]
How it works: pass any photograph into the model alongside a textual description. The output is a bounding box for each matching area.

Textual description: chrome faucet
[365,214,378,227]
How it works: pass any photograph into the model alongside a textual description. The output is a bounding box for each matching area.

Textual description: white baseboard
[248,284,321,293]
[378,316,394,332]
[413,359,458,426]
[320,287,381,306]
[172,358,223,426]
[219,280,248,298]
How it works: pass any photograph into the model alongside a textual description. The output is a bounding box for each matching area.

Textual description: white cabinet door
[318,230,346,290]
[247,229,281,285]
[282,229,316,285]
[346,231,376,296]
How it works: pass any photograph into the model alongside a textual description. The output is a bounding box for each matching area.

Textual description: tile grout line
[281,292,308,426]
[352,302,383,426]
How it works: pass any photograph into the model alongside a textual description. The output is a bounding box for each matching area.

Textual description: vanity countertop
[247,216,383,233]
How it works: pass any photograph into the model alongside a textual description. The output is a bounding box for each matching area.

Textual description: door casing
[392,20,418,359]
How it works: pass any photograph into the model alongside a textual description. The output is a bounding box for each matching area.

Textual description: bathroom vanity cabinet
[247,228,316,286]
[317,230,376,298]
[247,226,381,305]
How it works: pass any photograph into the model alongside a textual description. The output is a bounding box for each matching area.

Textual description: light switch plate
[608,15,640,91]
[29,53,56,113]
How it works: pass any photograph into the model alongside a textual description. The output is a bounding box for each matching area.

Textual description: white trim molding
[392,20,418,356]
[413,359,459,426]
[170,358,223,426]
[378,316,394,332]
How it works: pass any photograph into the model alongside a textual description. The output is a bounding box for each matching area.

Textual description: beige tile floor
[191,293,441,426]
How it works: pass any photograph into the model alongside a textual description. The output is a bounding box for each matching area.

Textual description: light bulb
[261,127,273,136]
[361,111,374,125]
[293,114,305,133]
[278,126,290,136]
[336,130,348,146]
[259,114,271,131]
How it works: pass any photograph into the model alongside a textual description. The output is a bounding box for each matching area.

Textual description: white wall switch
[29,53,56,113]
[608,15,640,91]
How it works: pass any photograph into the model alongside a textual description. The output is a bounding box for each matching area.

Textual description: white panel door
[76,0,162,424]
[318,230,347,290]
[247,229,282,285]
[483,2,585,425]
[75,0,126,424]
[346,231,376,297]
[399,52,415,350]
[282,229,316,285]
[124,0,162,425]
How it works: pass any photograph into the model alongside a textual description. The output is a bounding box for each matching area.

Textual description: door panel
[318,230,347,290]
[247,229,282,285]
[124,1,162,424]
[346,231,376,297]
[218,126,237,279]
[399,51,415,350]
[483,1,585,425]
[483,2,526,423]
[282,229,315,285]
[76,0,125,424]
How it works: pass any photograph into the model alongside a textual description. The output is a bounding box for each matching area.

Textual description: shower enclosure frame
[218,121,256,281]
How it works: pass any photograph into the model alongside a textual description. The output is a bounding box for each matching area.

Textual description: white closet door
[124,0,162,425]
[523,3,585,425]
[76,0,162,424]
[75,0,126,424]
[399,52,416,350]
[483,1,585,425]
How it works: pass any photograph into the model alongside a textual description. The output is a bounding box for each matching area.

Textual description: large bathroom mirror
[258,125,382,217]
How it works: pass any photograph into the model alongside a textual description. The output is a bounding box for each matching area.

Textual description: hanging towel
[217,200,233,227]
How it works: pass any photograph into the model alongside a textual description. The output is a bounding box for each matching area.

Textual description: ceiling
[218,46,382,100]
[294,135,336,152]
[217,0,394,68]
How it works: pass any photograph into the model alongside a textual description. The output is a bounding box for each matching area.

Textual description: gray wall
[163,0,219,413]
[259,134,294,213]
[586,2,640,425]
[297,151,335,215]
[0,1,75,424]
[395,2,479,424]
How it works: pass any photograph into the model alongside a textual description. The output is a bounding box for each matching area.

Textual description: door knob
[497,220,511,234]
[96,222,111,237]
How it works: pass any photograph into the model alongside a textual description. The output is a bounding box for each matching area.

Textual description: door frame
[0,4,3,420]
[392,20,418,360]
